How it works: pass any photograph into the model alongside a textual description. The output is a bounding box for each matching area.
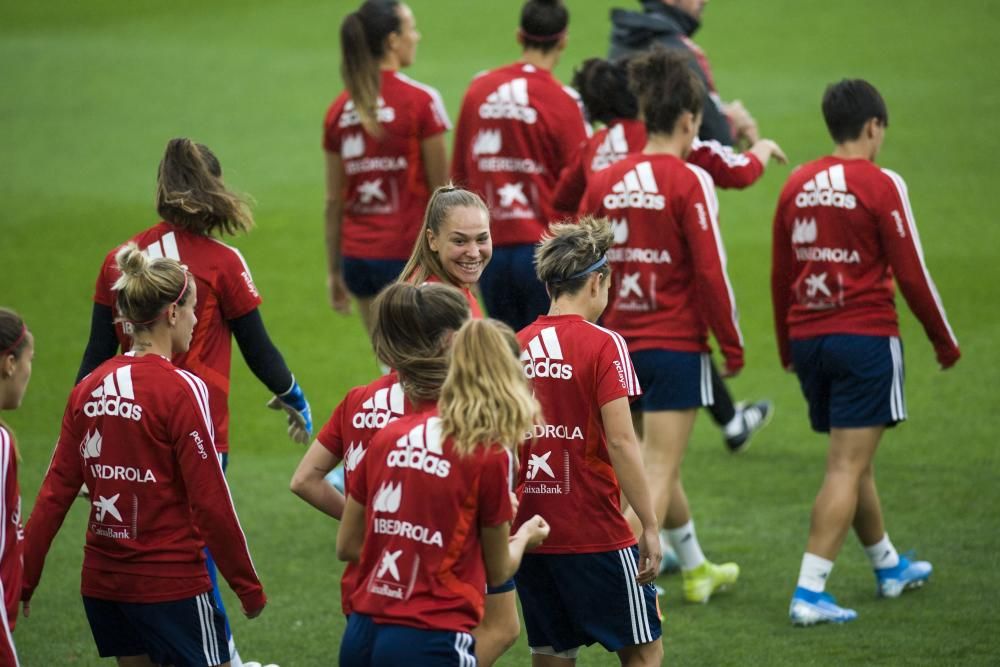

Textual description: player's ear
[426,227,440,252]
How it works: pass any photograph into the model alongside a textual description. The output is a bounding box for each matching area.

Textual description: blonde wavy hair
[112,243,192,331]
[438,319,541,456]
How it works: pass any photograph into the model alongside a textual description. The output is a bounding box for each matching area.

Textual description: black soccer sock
[707,360,737,427]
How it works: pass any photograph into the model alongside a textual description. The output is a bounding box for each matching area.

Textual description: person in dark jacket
[609,0,757,147]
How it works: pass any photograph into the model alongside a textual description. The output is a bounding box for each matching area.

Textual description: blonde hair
[399,186,490,287]
[156,138,254,237]
[112,243,192,331]
[534,215,613,299]
[371,282,471,402]
[438,319,541,456]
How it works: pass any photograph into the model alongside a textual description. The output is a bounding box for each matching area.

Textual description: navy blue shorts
[790,334,906,433]
[630,349,713,411]
[514,546,661,654]
[339,613,477,667]
[478,243,549,331]
[83,592,228,666]
[342,257,407,298]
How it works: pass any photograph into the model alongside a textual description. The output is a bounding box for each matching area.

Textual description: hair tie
[518,27,566,43]
[132,272,191,326]
[550,255,608,283]
[0,323,27,357]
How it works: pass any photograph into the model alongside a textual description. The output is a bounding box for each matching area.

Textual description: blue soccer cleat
[789,587,858,626]
[875,555,932,598]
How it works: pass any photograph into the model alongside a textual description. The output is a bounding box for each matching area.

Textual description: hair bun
[115,242,150,278]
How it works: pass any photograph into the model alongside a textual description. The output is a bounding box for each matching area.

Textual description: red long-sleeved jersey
[451,63,590,246]
[0,426,21,667]
[771,156,959,369]
[553,118,764,216]
[581,154,744,371]
[23,354,264,613]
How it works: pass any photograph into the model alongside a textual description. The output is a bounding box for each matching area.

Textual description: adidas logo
[592,124,630,171]
[792,218,818,244]
[472,129,502,155]
[386,417,451,478]
[603,162,665,210]
[373,481,403,513]
[352,383,405,429]
[342,133,365,160]
[84,366,144,421]
[144,231,180,262]
[80,429,103,460]
[520,327,574,380]
[344,441,366,472]
[610,218,629,245]
[795,164,856,209]
[478,78,537,124]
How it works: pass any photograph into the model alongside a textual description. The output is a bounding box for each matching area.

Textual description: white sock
[723,410,744,437]
[667,520,706,571]
[863,533,900,570]
[797,553,834,593]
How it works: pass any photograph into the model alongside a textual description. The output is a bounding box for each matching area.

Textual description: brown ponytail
[340,0,401,137]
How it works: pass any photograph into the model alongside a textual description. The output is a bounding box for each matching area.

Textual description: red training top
[581,154,744,371]
[324,70,451,260]
[0,425,22,666]
[514,315,641,554]
[348,408,513,633]
[94,222,263,452]
[22,354,264,613]
[553,117,764,215]
[771,156,960,368]
[451,62,590,246]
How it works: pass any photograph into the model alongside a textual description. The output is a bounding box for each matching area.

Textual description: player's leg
[204,453,242,666]
[116,657,157,667]
[339,613,377,667]
[616,638,664,667]
[473,587,520,666]
[124,592,230,667]
[707,361,774,453]
[515,554,584,667]
[633,408,696,534]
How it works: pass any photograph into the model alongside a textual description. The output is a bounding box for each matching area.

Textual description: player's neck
[643,132,688,158]
[832,140,875,161]
[520,49,559,71]
[129,331,173,360]
[548,298,592,322]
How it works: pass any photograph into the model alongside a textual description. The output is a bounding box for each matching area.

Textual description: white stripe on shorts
[454,631,475,667]
[197,592,220,666]
[889,337,906,422]
[700,354,714,406]
[617,548,653,644]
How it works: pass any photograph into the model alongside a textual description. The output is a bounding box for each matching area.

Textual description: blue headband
[553,255,608,283]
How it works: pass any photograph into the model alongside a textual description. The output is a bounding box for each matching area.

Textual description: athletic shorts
[514,546,661,654]
[478,243,549,331]
[630,349,714,411]
[790,334,906,433]
[339,613,476,667]
[342,257,407,298]
[83,592,228,667]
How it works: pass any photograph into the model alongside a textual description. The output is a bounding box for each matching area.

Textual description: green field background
[2,0,998,664]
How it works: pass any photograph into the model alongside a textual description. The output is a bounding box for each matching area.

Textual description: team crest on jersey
[479,78,537,123]
[369,547,420,600]
[84,366,144,422]
[352,383,405,430]
[387,417,451,478]
[795,164,857,209]
[603,162,665,210]
[522,448,570,495]
[521,327,573,380]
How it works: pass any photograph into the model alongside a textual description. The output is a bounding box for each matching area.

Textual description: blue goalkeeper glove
[267,377,313,445]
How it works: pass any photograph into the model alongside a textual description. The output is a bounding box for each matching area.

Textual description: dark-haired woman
[26,245,264,667]
[581,48,743,605]
[451,0,590,331]
[0,308,33,666]
[325,0,450,341]
[77,138,309,665]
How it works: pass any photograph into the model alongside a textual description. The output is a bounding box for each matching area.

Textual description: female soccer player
[451,0,590,331]
[337,319,550,667]
[77,137,308,665]
[773,79,960,626]
[580,47,743,604]
[24,245,265,667]
[0,308,32,666]
[557,55,784,455]
[399,185,492,318]
[514,217,663,665]
[325,0,450,337]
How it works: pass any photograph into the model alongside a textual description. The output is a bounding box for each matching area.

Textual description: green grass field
[3,0,999,664]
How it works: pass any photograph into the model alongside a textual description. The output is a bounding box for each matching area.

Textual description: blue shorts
[342,257,407,298]
[478,243,549,331]
[514,546,661,654]
[790,334,906,433]
[630,349,713,411]
[339,613,477,667]
[83,592,228,666]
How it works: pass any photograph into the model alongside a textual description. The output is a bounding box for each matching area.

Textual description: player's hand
[749,138,788,166]
[636,526,662,585]
[725,100,759,146]
[518,514,550,550]
[938,347,960,370]
[244,602,265,619]
[21,600,29,618]
[721,360,743,378]
[328,272,352,315]
[267,378,313,445]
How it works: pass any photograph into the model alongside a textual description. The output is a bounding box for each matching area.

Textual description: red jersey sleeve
[770,189,796,369]
[93,250,117,307]
[594,333,641,407]
[415,87,451,139]
[349,433,375,506]
[478,448,514,528]
[322,96,348,154]
[170,371,265,615]
[1,426,22,644]
[450,91,474,188]
[216,246,263,321]
[877,169,960,368]
[316,397,350,459]
[550,90,590,173]
[681,165,745,371]
[552,140,589,218]
[687,139,764,190]
[22,390,87,602]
